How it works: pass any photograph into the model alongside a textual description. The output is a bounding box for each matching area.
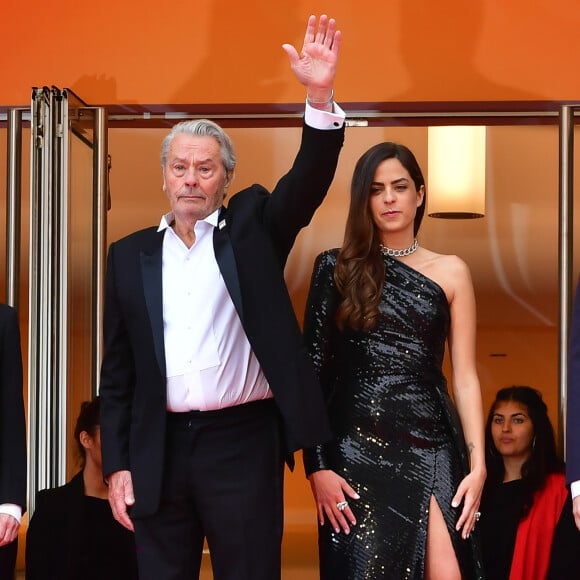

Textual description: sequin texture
[303,249,484,579]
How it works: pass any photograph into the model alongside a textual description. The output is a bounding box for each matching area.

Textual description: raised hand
[282,14,341,102]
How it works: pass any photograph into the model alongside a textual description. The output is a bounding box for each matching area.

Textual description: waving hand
[282,14,341,102]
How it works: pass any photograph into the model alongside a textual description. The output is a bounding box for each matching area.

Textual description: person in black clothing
[26,396,138,579]
[479,385,580,579]
[99,14,344,580]
[0,304,26,580]
[302,142,485,579]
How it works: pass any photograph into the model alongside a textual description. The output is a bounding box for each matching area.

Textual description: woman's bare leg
[425,495,461,580]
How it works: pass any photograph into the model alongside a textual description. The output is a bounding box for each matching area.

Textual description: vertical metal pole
[54,88,69,486]
[92,108,108,394]
[6,109,22,308]
[558,104,575,459]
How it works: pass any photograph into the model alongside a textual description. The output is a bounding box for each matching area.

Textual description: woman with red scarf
[479,386,580,579]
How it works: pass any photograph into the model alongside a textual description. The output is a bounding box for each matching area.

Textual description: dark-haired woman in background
[26,396,138,579]
[303,142,485,579]
[480,385,580,579]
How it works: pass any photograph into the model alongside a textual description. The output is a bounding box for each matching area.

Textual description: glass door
[27,87,107,511]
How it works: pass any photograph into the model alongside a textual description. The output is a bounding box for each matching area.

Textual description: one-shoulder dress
[303,249,484,580]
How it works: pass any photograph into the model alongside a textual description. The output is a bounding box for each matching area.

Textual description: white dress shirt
[0,503,22,523]
[160,212,270,411]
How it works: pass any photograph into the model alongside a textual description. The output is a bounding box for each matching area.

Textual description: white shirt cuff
[304,100,345,130]
[0,503,22,523]
[571,480,580,499]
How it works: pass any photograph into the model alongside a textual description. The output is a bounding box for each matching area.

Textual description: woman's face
[368,157,424,239]
[491,400,535,462]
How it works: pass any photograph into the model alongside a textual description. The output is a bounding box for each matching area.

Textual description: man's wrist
[306,89,334,111]
[0,503,23,524]
[304,100,345,130]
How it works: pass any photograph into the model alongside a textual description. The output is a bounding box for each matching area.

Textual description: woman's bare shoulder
[408,249,472,300]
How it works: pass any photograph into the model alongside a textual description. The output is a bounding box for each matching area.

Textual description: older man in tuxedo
[99,14,345,580]
[0,303,26,579]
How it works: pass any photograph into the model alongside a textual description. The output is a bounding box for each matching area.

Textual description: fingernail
[353,493,360,499]
[451,500,459,508]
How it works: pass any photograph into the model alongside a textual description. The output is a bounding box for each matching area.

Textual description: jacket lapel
[213,208,244,323]
[139,218,242,373]
[140,233,166,376]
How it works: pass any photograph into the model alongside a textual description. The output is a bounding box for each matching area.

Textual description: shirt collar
[157,209,220,232]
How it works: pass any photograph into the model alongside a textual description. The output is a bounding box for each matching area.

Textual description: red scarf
[509,472,568,580]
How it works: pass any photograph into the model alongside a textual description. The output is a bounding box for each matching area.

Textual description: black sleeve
[25,491,56,579]
[546,492,580,579]
[0,304,26,509]
[302,250,340,476]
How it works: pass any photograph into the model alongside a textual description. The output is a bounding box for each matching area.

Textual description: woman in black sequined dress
[303,142,486,579]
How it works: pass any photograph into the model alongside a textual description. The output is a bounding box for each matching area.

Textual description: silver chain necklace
[379,239,419,258]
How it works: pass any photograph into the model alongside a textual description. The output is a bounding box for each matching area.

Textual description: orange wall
[2,0,580,107]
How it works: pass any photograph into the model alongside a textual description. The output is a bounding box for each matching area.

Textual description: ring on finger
[336,501,349,511]
[474,511,481,522]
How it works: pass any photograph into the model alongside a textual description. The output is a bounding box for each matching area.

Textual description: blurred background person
[26,396,138,579]
[0,303,26,580]
[480,385,580,579]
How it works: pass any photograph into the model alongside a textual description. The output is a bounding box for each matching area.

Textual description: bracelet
[306,89,334,106]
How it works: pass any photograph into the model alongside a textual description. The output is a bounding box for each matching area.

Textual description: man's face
[162,133,231,223]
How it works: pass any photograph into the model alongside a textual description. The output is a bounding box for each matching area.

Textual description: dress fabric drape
[303,250,484,580]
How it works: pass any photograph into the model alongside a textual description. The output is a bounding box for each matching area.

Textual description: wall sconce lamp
[427,125,486,219]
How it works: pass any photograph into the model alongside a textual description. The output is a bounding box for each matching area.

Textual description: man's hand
[0,514,20,547]
[108,470,136,531]
[282,14,341,102]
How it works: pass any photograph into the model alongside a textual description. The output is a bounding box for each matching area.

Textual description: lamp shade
[427,125,486,218]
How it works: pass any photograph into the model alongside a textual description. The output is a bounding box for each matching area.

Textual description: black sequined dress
[303,249,484,580]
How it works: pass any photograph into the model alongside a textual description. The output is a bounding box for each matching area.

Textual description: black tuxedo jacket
[100,122,344,517]
[0,303,26,511]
